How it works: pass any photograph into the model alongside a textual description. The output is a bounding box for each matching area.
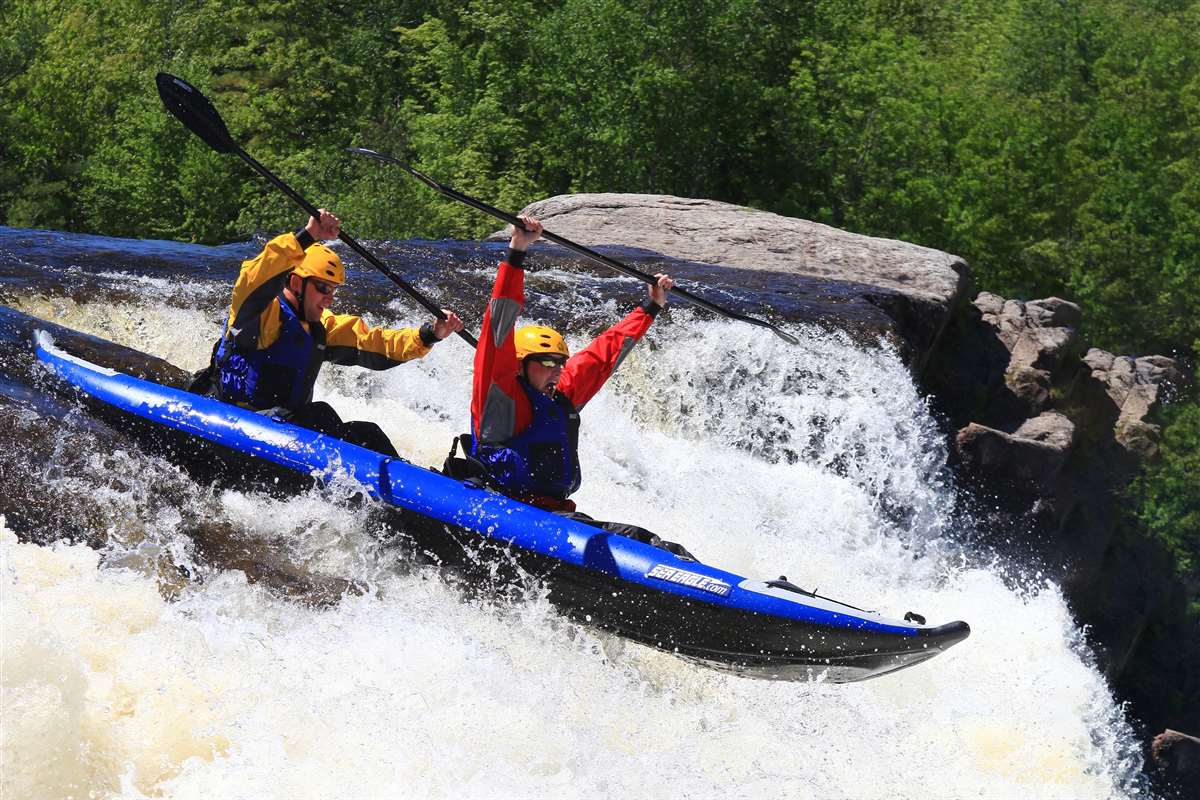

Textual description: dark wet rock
[494,193,968,373]
[1024,297,1082,328]
[1006,365,1052,414]
[1150,730,1200,798]
[922,298,1023,426]
[955,413,1075,492]
[0,304,190,389]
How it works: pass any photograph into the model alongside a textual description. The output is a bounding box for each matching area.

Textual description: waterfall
[0,228,1144,798]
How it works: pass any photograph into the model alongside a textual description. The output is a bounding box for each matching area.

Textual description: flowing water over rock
[0,227,1146,798]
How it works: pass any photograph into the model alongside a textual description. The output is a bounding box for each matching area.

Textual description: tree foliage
[1135,398,1200,583]
[1,0,1198,361]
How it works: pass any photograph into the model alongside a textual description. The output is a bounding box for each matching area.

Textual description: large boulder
[1082,349,1182,459]
[498,193,968,373]
[1151,729,1200,796]
[955,412,1076,492]
[973,292,1082,417]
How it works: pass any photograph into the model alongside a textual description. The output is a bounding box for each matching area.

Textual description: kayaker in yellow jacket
[197,209,463,456]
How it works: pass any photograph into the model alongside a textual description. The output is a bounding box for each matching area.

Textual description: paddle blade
[768,325,800,345]
[156,72,234,154]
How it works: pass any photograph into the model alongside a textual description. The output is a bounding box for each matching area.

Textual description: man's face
[291,275,337,321]
[523,354,566,395]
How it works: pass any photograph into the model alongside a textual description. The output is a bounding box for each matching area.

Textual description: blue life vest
[473,377,581,500]
[215,293,326,411]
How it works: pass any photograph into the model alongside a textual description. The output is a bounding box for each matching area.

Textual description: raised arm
[558,273,673,409]
[471,216,543,442]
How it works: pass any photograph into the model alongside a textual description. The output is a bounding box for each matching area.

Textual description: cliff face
[924,291,1197,748]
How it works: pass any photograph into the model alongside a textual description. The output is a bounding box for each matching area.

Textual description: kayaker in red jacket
[463,215,694,559]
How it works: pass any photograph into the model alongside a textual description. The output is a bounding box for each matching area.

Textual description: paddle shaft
[234,149,477,348]
[155,73,476,348]
[349,148,799,345]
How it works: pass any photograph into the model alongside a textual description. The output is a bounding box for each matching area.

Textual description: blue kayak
[35,330,969,681]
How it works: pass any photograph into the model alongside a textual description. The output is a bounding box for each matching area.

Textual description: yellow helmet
[294,244,345,285]
[514,325,569,361]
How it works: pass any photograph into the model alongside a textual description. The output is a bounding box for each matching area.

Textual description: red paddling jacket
[470,255,663,509]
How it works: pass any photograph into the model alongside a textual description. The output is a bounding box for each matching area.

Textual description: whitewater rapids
[0,230,1144,798]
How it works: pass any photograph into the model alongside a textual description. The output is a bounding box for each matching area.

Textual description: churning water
[0,228,1145,798]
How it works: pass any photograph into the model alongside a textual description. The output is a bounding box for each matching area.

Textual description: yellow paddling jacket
[213,232,435,410]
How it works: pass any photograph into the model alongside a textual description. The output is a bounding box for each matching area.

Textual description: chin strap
[293,276,315,323]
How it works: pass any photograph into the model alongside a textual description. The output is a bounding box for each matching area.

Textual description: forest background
[1,0,1197,605]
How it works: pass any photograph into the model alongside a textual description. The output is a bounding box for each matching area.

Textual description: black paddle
[155,73,477,348]
[347,147,800,345]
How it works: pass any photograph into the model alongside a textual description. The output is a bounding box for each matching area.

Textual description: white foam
[1,296,1144,798]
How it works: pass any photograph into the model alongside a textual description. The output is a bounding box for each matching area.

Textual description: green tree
[1062,5,1200,354]
[1136,400,1200,584]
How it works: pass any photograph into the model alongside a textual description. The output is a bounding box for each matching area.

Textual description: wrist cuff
[295,228,316,250]
[640,298,664,319]
[504,247,527,269]
[419,321,439,346]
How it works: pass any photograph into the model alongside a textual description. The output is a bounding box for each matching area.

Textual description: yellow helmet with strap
[294,244,345,285]
[514,325,569,361]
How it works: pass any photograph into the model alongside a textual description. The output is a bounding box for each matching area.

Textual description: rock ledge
[495,193,968,371]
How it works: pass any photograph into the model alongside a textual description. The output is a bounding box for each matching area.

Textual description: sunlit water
[1,231,1145,798]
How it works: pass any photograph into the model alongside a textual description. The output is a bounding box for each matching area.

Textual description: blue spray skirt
[36,332,969,681]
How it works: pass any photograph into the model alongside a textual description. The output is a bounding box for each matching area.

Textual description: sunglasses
[310,280,337,297]
[527,355,567,368]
